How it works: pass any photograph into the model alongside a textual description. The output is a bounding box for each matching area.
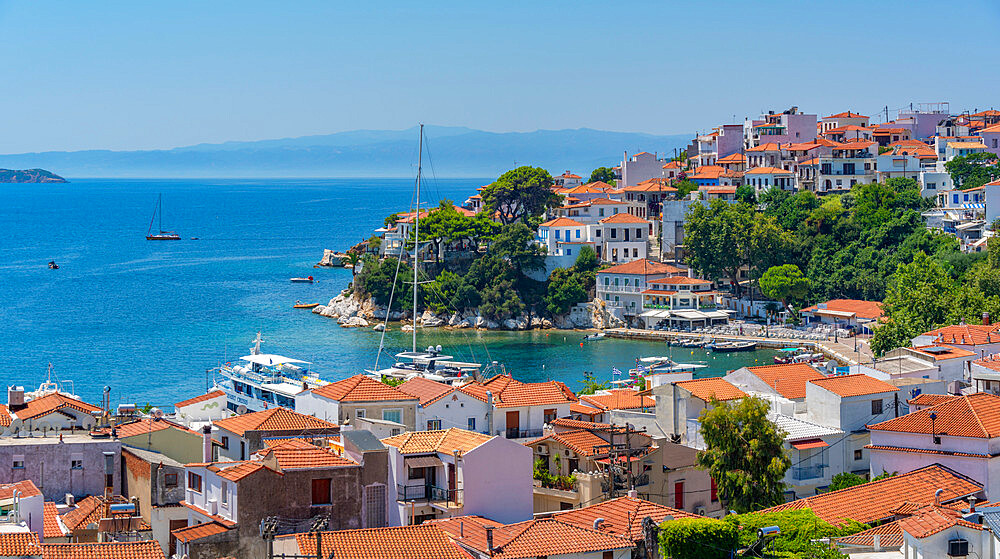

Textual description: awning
[639,310,672,318]
[791,438,829,450]
[962,204,985,209]
[239,354,311,366]
[404,455,443,468]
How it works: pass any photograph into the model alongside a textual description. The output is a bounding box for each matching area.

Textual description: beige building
[298,375,420,430]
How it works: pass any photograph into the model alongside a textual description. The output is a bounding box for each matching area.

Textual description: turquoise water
[0,179,777,407]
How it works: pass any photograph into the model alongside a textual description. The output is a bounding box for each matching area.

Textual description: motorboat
[675,337,710,348]
[710,341,757,352]
[293,301,320,309]
[583,332,606,341]
[48,261,58,269]
[368,345,480,386]
[208,332,328,413]
[290,276,314,283]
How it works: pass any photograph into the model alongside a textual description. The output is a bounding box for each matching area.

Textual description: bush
[726,509,866,556]
[828,472,866,492]
[659,517,739,559]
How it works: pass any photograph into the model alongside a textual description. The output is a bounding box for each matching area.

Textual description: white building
[595,259,686,323]
[620,151,668,187]
[382,428,533,526]
[745,166,795,193]
[459,376,577,440]
[396,377,491,433]
[598,212,650,264]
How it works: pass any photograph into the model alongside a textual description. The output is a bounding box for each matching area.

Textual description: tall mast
[413,124,423,353]
[158,193,162,233]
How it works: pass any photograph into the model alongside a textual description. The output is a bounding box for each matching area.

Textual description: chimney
[103,451,115,501]
[984,313,991,326]
[970,496,978,512]
[486,391,494,435]
[202,425,213,462]
[934,488,944,506]
[7,387,24,411]
[628,489,638,498]
[593,517,605,530]
[486,526,494,554]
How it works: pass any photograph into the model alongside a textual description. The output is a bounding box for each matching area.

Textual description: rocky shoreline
[311,290,624,331]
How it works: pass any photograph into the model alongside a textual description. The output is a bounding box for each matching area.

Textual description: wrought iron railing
[396,483,463,503]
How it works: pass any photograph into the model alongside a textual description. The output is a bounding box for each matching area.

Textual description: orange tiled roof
[41,541,165,559]
[212,407,338,437]
[549,418,614,430]
[746,142,782,152]
[0,405,10,428]
[597,259,683,276]
[898,505,986,539]
[763,464,982,525]
[800,299,884,320]
[676,378,746,402]
[743,363,826,400]
[44,501,68,539]
[599,213,649,224]
[311,374,418,403]
[553,496,697,540]
[116,417,199,439]
[808,374,898,397]
[569,402,603,417]
[0,533,41,557]
[835,520,903,548]
[382,428,492,455]
[62,496,151,533]
[0,479,42,499]
[716,153,746,164]
[175,390,225,409]
[912,345,976,361]
[460,376,577,409]
[295,523,469,559]
[13,393,101,421]
[397,377,456,406]
[868,393,1000,438]
[260,444,357,469]
[662,161,684,169]
[579,389,654,411]
[209,461,275,482]
[483,518,633,558]
[526,429,611,457]
[907,393,959,406]
[745,166,792,175]
[539,217,586,228]
[826,111,868,119]
[171,521,232,543]
[922,324,1000,346]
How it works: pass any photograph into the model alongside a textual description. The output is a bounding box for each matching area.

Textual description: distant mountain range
[0,126,690,178]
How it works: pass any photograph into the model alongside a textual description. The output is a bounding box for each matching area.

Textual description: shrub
[659,517,739,559]
[726,509,866,555]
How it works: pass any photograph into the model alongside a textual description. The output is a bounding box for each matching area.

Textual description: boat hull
[146,235,181,240]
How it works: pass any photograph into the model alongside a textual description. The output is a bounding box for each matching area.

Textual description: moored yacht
[368,345,480,385]
[208,332,328,413]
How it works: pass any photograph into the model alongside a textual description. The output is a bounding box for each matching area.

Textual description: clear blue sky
[1,0,998,152]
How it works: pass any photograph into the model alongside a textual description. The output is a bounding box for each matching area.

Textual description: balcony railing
[502,428,544,439]
[791,464,827,481]
[397,483,463,503]
[599,285,644,294]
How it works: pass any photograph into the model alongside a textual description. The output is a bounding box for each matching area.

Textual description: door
[506,411,520,438]
[448,463,457,502]
[674,481,684,509]
[168,519,187,557]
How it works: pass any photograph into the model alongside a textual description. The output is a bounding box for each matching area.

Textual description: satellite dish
[236,405,248,415]
[150,408,164,419]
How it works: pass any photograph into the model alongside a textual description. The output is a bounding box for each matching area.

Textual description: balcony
[599,285,644,294]
[791,464,827,481]
[396,483,463,504]
[503,428,543,439]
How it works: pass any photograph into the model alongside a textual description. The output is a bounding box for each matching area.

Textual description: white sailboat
[368,124,481,386]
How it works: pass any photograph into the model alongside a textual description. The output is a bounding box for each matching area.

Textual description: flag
[612,367,623,377]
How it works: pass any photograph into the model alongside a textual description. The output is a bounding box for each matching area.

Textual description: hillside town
[9,103,1000,559]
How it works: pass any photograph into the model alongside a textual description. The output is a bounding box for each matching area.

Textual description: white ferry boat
[208,332,327,413]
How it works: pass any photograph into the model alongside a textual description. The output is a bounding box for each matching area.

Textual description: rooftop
[808,374,898,398]
[170,521,231,543]
[0,532,41,557]
[12,393,101,421]
[539,217,586,228]
[259,440,358,469]
[40,541,166,559]
[910,345,976,361]
[741,363,826,399]
[460,376,577,409]
[116,417,199,439]
[174,390,225,409]
[868,392,1000,438]
[432,516,632,558]
[578,389,654,411]
[43,502,69,539]
[675,378,746,402]
[801,299,884,320]
[898,505,986,539]
[551,496,698,540]
[212,407,338,436]
[311,374,418,403]
[526,429,613,457]
[381,428,493,455]
[294,523,469,559]
[597,259,684,276]
[397,377,455,406]
[599,213,650,225]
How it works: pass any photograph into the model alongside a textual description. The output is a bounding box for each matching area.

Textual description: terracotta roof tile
[539,217,587,227]
[801,299,884,320]
[808,374,898,398]
[211,461,275,482]
[13,393,101,421]
[743,363,826,399]
[716,153,746,163]
[62,496,150,534]
[44,501,69,539]
[898,505,985,538]
[295,524,469,559]
[0,532,41,556]
[578,389,654,411]
[41,541,165,559]
[381,428,492,455]
[310,375,418,403]
[907,394,959,406]
[868,393,1000,438]
[912,345,976,361]
[171,521,231,543]
[0,405,10,428]
[922,324,1000,346]
[548,418,614,430]
[676,378,746,402]
[599,213,649,224]
[526,429,611,457]
[485,518,633,558]
[825,111,868,119]
[835,520,903,548]
[569,403,602,417]
[746,142,782,152]
[116,418,199,439]
[597,259,684,276]
[0,480,42,499]
[763,464,982,525]
[397,377,456,406]
[460,376,577,409]
[552,496,698,540]
[746,166,793,174]
[174,390,225,409]
[212,407,338,437]
[259,444,357,469]
[865,445,991,459]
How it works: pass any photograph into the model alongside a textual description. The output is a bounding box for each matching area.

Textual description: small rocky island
[0,168,67,183]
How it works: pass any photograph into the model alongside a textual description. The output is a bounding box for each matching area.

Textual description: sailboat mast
[158,193,163,233]
[413,124,423,353]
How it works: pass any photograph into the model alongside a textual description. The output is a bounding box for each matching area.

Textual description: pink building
[746,107,817,148]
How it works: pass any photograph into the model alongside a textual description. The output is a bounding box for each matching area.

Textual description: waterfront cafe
[638,308,730,330]
[637,276,729,330]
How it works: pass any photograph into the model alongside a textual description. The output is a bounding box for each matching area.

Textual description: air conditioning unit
[694,506,706,516]
[207,499,218,515]
[536,444,549,454]
[948,538,969,557]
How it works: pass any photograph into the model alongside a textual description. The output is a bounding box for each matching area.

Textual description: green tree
[544,268,588,315]
[573,245,599,274]
[945,152,1000,189]
[491,222,545,276]
[588,167,616,184]
[735,184,757,204]
[829,472,868,492]
[479,279,525,319]
[353,257,413,312]
[578,372,609,395]
[482,166,560,225]
[683,199,750,292]
[760,264,809,308]
[870,252,957,356]
[673,179,699,199]
[727,509,863,558]
[344,251,362,278]
[696,396,790,512]
[659,518,739,559]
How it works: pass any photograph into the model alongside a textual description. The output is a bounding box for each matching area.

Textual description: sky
[1,0,998,153]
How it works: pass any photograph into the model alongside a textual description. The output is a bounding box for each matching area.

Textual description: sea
[0,178,778,408]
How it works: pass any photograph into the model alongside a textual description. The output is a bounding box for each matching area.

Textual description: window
[603,277,609,286]
[409,466,426,480]
[854,449,863,461]
[312,478,332,505]
[165,473,178,488]
[188,472,202,493]
[610,228,617,239]
[599,209,605,217]
[12,455,24,469]
[575,229,580,239]
[382,409,402,424]
[632,248,638,258]
[635,228,642,239]
[555,229,560,240]
[566,249,572,256]
[604,552,614,559]
[427,420,441,430]
[543,409,557,423]
[221,481,229,505]
[871,399,883,415]
[468,417,476,431]
[595,229,601,238]
[71,460,83,470]
[221,436,229,449]
[356,409,366,419]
